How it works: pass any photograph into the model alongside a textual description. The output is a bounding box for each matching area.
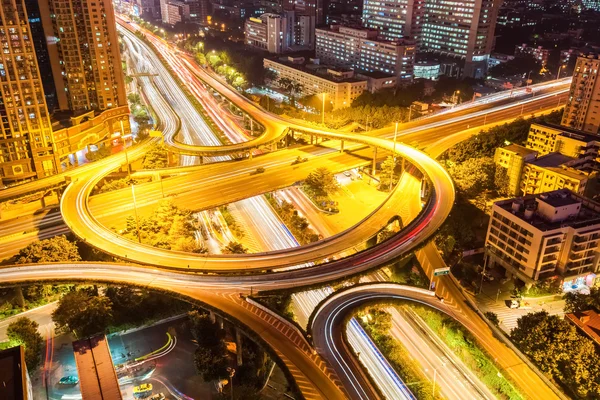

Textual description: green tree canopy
[305,167,338,197]
[52,289,113,338]
[511,311,600,398]
[221,241,248,254]
[142,143,169,169]
[564,288,600,313]
[16,235,81,264]
[448,157,496,198]
[7,317,43,371]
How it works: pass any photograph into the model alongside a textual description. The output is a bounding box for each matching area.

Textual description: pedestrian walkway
[475,280,565,333]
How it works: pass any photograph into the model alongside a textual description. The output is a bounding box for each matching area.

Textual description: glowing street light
[321,92,327,125]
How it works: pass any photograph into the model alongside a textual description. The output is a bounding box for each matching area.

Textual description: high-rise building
[362,0,501,78]
[418,0,500,78]
[39,0,127,113]
[161,0,191,25]
[362,0,421,41]
[315,25,415,82]
[245,11,314,53]
[562,55,600,135]
[24,0,58,112]
[0,0,60,183]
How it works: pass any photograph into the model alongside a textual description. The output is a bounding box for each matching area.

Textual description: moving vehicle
[58,376,79,386]
[133,383,153,398]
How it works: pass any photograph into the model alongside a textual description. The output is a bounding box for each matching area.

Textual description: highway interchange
[0,17,572,400]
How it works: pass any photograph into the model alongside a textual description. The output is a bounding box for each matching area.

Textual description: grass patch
[410,305,525,400]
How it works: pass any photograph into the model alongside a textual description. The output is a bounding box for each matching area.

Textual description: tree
[221,241,248,254]
[7,317,43,371]
[305,167,338,197]
[564,288,600,313]
[52,289,113,338]
[494,167,510,197]
[142,143,169,169]
[448,157,496,198]
[379,156,399,191]
[277,78,303,107]
[511,311,600,398]
[16,236,81,264]
[189,311,229,381]
[489,55,542,80]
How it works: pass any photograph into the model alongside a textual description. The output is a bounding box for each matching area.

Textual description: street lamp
[130,183,142,243]
[321,92,327,125]
[452,90,460,108]
[226,367,235,400]
[556,64,565,80]
[389,121,399,191]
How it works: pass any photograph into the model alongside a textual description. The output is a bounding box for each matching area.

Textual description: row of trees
[267,195,320,245]
[52,286,192,338]
[511,312,600,398]
[2,317,44,371]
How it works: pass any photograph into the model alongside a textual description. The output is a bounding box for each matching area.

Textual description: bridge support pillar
[372,147,377,174]
[236,329,243,366]
[248,151,253,160]
[199,156,203,164]
[340,140,344,153]
[310,135,314,144]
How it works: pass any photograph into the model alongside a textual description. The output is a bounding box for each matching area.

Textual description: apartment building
[264,57,367,109]
[562,54,600,134]
[0,346,32,400]
[527,122,600,162]
[161,0,191,25]
[494,144,538,196]
[519,153,593,196]
[362,0,501,78]
[485,189,600,286]
[39,0,128,113]
[0,0,60,183]
[315,25,415,83]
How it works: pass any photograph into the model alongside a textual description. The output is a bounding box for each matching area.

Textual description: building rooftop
[0,346,27,400]
[267,57,366,84]
[529,152,575,168]
[503,143,537,157]
[535,122,600,143]
[565,310,600,345]
[495,189,600,231]
[73,335,122,400]
[356,70,395,79]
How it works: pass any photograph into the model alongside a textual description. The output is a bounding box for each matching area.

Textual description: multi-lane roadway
[0,17,570,400]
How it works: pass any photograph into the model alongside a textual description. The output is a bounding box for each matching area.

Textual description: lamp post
[131,183,142,243]
[390,122,399,191]
[321,92,327,125]
[556,65,564,80]
[227,367,235,400]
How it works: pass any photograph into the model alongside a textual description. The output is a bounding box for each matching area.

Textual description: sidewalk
[474,280,565,333]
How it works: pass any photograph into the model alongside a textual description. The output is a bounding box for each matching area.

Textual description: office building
[562,55,600,134]
[0,346,32,400]
[315,25,415,83]
[362,0,501,78]
[0,0,60,183]
[264,57,368,108]
[325,0,363,26]
[485,189,600,286]
[245,11,315,53]
[413,61,440,80]
[245,13,293,53]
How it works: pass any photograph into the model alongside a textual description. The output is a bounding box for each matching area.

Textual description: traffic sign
[434,267,450,276]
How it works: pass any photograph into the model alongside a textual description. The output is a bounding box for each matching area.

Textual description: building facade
[494,144,538,196]
[39,0,128,113]
[264,57,367,108]
[362,0,501,78]
[245,13,294,53]
[161,0,190,25]
[562,54,600,134]
[0,0,60,184]
[485,190,600,286]
[315,25,415,83]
